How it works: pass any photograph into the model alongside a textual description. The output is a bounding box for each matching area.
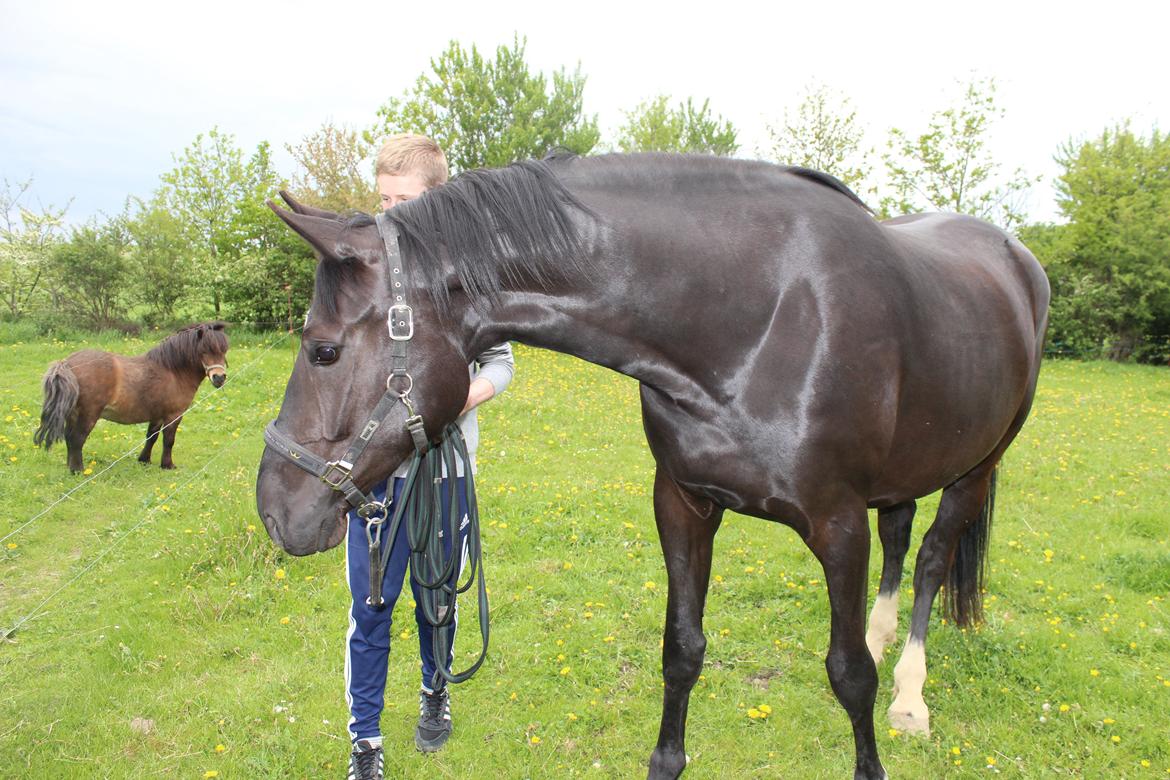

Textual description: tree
[125,198,194,324]
[368,36,600,173]
[765,84,871,191]
[49,220,131,327]
[0,178,69,319]
[881,78,1036,228]
[615,95,738,156]
[1047,124,1170,361]
[155,128,285,315]
[286,122,376,213]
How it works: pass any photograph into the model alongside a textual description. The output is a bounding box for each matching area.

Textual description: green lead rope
[366,424,490,688]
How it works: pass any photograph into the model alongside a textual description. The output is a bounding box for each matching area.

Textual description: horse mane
[782,166,873,213]
[146,321,228,371]
[353,157,595,310]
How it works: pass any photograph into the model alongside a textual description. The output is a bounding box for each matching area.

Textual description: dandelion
[215,744,226,753]
[1090,669,1100,677]
[1059,704,1070,713]
[560,666,571,676]
[530,735,541,745]
[644,581,656,590]
[888,728,900,737]
[204,773,219,779]
[747,708,765,719]
[280,616,291,625]
[275,568,286,580]
[6,543,16,550]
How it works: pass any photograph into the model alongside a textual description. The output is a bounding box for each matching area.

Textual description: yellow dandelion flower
[215,744,226,753]
[530,735,541,744]
[560,666,571,676]
[1110,735,1120,744]
[747,708,763,719]
[1059,704,1070,713]
[1090,669,1100,677]
[644,581,656,590]
[275,568,286,580]
[280,616,291,625]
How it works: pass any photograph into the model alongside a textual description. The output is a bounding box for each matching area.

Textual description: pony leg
[866,501,916,664]
[808,505,886,780]
[64,413,98,474]
[159,415,182,469]
[889,468,995,736]
[647,469,723,780]
[139,421,162,464]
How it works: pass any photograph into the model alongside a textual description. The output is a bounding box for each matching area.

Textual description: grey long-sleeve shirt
[392,341,514,479]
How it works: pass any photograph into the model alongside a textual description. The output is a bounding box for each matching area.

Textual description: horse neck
[464,270,690,395]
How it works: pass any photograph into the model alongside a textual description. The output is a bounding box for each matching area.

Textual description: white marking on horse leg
[888,639,930,735]
[865,592,899,664]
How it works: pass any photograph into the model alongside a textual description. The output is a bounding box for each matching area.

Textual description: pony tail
[34,361,80,450]
[944,469,996,627]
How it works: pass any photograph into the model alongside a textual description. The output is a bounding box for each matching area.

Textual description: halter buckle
[320,459,354,489]
[388,304,413,341]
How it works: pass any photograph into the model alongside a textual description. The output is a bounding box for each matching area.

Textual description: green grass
[1,331,1168,779]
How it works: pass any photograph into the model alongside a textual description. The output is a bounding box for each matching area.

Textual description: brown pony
[34,322,229,472]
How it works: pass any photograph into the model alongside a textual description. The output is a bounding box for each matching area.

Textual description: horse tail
[34,361,80,450]
[944,468,996,628]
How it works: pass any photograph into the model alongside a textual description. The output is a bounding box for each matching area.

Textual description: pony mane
[147,321,228,371]
[374,157,596,309]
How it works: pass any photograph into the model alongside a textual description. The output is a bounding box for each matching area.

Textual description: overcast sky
[1,0,1164,226]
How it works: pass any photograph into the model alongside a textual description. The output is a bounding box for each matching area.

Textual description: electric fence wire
[1,421,248,640]
[0,326,300,546]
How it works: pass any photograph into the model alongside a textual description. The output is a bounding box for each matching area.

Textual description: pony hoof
[888,706,930,736]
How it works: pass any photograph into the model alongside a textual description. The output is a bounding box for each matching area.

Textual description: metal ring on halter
[386,372,414,397]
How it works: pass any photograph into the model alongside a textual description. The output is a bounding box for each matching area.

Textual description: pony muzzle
[203,363,227,387]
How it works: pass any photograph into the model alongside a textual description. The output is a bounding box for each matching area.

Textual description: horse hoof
[888,706,930,736]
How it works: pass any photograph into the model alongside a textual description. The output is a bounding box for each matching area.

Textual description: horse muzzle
[255,448,348,555]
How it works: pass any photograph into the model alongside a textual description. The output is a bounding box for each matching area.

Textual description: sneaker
[348,738,383,780]
[414,687,452,752]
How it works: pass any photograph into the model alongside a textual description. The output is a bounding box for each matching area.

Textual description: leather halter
[261,212,429,519]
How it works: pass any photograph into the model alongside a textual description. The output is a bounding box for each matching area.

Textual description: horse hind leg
[866,500,916,665]
[807,503,887,780]
[888,467,996,736]
[647,470,723,780]
[64,411,100,474]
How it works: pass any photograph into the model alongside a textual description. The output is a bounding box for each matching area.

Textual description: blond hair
[374,133,449,188]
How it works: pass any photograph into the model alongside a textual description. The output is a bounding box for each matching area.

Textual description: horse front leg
[866,501,916,664]
[159,415,181,469]
[647,469,723,780]
[808,506,886,780]
[138,421,162,464]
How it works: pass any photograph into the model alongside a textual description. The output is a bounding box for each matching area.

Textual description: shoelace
[420,691,448,724]
[350,745,382,779]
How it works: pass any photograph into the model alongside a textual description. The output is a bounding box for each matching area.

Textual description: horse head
[255,195,470,556]
[197,322,229,388]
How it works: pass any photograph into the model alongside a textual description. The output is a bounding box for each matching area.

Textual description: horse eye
[313,345,340,365]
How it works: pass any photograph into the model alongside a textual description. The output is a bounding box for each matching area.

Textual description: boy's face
[377,172,429,210]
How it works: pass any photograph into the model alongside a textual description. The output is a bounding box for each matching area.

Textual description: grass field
[1,327,1168,779]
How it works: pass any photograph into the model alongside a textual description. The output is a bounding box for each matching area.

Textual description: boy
[347,134,515,780]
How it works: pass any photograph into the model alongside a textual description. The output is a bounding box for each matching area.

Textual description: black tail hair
[944,469,996,627]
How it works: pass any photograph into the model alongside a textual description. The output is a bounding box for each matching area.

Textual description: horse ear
[268,201,346,261]
[279,190,342,221]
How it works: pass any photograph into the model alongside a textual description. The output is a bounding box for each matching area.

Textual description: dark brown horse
[255,154,1048,779]
[35,322,228,472]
